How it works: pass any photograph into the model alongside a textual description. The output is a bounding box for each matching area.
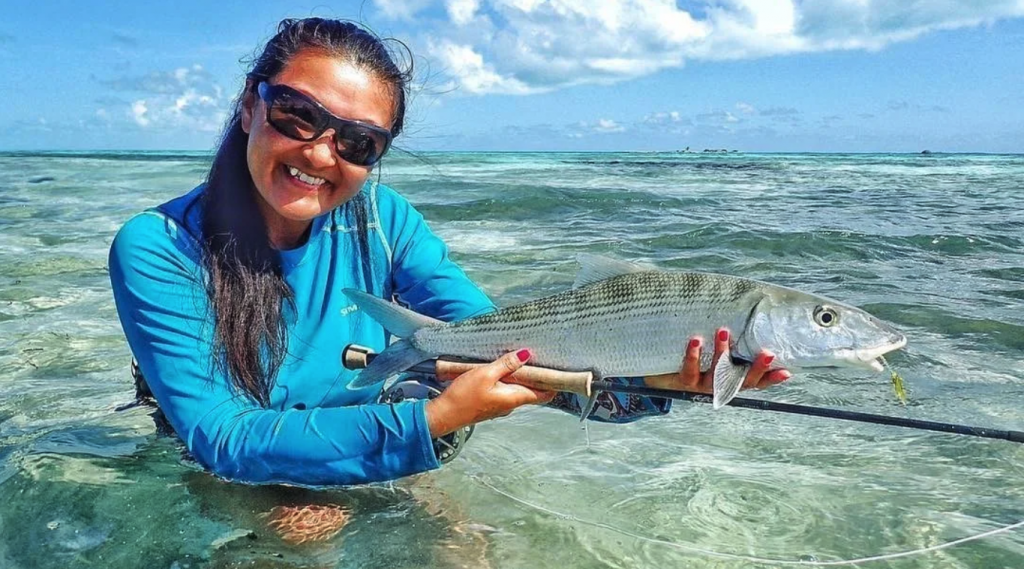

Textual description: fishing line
[472,476,1024,566]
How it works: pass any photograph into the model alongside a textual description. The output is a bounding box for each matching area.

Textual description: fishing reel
[378,376,474,464]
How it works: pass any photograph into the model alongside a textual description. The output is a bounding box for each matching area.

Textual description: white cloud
[131,101,149,127]
[397,0,1024,95]
[639,110,690,134]
[594,118,626,133]
[565,118,628,136]
[429,40,537,94]
[643,110,683,124]
[108,64,227,132]
[736,102,756,115]
[447,0,481,25]
[104,64,215,94]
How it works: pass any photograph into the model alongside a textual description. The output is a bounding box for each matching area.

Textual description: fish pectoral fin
[712,356,749,409]
[349,340,430,389]
[573,254,647,288]
[579,390,600,422]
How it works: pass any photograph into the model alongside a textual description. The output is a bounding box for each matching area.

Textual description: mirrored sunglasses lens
[268,94,322,140]
[335,126,387,166]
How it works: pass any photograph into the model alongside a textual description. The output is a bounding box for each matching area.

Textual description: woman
[109,18,787,487]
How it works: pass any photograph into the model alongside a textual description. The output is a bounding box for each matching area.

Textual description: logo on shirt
[340,304,358,317]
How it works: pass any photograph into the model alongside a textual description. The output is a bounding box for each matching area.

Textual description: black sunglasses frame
[256,81,393,167]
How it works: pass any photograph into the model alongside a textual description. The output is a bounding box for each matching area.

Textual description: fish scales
[414,272,764,377]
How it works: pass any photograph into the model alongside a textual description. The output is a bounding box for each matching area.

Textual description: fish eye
[814,305,839,327]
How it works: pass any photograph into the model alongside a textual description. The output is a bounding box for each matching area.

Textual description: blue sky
[1,0,1022,152]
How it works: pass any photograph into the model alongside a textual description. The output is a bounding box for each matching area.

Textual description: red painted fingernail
[717,329,729,342]
[516,349,532,363]
[689,338,701,349]
[764,354,775,366]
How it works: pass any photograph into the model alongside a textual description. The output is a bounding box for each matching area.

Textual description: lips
[282,164,330,191]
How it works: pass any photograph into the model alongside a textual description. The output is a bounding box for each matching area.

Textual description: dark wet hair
[201,18,412,405]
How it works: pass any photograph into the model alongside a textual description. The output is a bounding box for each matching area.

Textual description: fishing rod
[342,345,1024,444]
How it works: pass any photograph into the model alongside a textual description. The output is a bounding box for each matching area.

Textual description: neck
[256,199,312,250]
[266,218,313,250]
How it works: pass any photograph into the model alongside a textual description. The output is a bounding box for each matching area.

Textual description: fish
[345,254,907,410]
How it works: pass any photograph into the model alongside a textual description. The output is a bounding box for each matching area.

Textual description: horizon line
[1,149,1022,156]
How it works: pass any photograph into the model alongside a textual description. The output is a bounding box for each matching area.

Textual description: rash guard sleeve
[375,186,495,321]
[109,212,439,486]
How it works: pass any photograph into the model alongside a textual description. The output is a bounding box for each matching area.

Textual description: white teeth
[287,166,326,187]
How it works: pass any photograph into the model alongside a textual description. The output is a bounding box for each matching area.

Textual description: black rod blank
[592,381,1024,444]
[344,345,1024,444]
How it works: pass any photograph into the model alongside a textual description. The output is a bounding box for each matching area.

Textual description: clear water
[1,151,1023,568]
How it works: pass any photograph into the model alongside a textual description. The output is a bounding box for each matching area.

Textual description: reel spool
[378,377,474,464]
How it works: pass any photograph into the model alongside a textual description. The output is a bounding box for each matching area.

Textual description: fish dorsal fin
[573,254,646,288]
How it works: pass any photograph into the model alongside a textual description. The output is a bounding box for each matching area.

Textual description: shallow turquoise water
[1,151,1023,568]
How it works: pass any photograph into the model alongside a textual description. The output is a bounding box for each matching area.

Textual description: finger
[475,349,532,384]
[493,381,557,405]
[711,328,730,366]
[757,369,792,388]
[517,386,557,405]
[678,336,702,389]
[531,390,557,405]
[742,351,775,389]
[703,328,730,391]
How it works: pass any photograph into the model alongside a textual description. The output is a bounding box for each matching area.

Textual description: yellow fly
[880,355,907,405]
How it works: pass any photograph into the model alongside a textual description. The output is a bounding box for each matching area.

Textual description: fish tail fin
[350,339,431,389]
[712,357,749,409]
[342,289,441,389]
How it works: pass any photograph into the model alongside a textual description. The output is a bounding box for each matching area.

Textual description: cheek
[322,167,370,206]
[245,124,289,185]
[245,135,261,179]
[247,121,278,160]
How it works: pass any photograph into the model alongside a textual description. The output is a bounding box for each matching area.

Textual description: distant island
[673,147,740,154]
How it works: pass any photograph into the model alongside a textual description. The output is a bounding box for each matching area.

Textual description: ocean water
[1,150,1023,568]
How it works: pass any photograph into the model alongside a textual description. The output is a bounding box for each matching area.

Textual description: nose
[303,135,337,168]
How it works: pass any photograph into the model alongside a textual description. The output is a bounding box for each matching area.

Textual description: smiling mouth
[284,165,329,189]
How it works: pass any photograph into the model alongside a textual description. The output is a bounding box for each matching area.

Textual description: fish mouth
[849,334,907,372]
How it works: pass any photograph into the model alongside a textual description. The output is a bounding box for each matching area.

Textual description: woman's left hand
[644,327,791,393]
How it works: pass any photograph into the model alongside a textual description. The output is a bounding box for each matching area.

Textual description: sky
[1,0,1022,153]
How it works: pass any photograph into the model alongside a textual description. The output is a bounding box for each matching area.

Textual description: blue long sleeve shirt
[110,181,669,487]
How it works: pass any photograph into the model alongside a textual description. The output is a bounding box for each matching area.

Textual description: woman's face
[241,50,394,247]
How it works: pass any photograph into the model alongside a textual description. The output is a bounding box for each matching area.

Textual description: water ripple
[2,152,1024,568]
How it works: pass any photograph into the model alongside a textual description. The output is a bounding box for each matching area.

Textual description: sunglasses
[256,82,393,167]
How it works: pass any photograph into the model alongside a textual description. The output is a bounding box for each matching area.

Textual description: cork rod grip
[433,360,593,396]
[342,344,593,396]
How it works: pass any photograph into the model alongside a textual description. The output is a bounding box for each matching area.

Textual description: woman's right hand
[425,349,556,437]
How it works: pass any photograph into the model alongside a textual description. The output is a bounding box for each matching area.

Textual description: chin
[275,198,329,221]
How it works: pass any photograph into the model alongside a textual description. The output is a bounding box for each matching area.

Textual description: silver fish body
[345,258,907,407]
[420,271,764,376]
